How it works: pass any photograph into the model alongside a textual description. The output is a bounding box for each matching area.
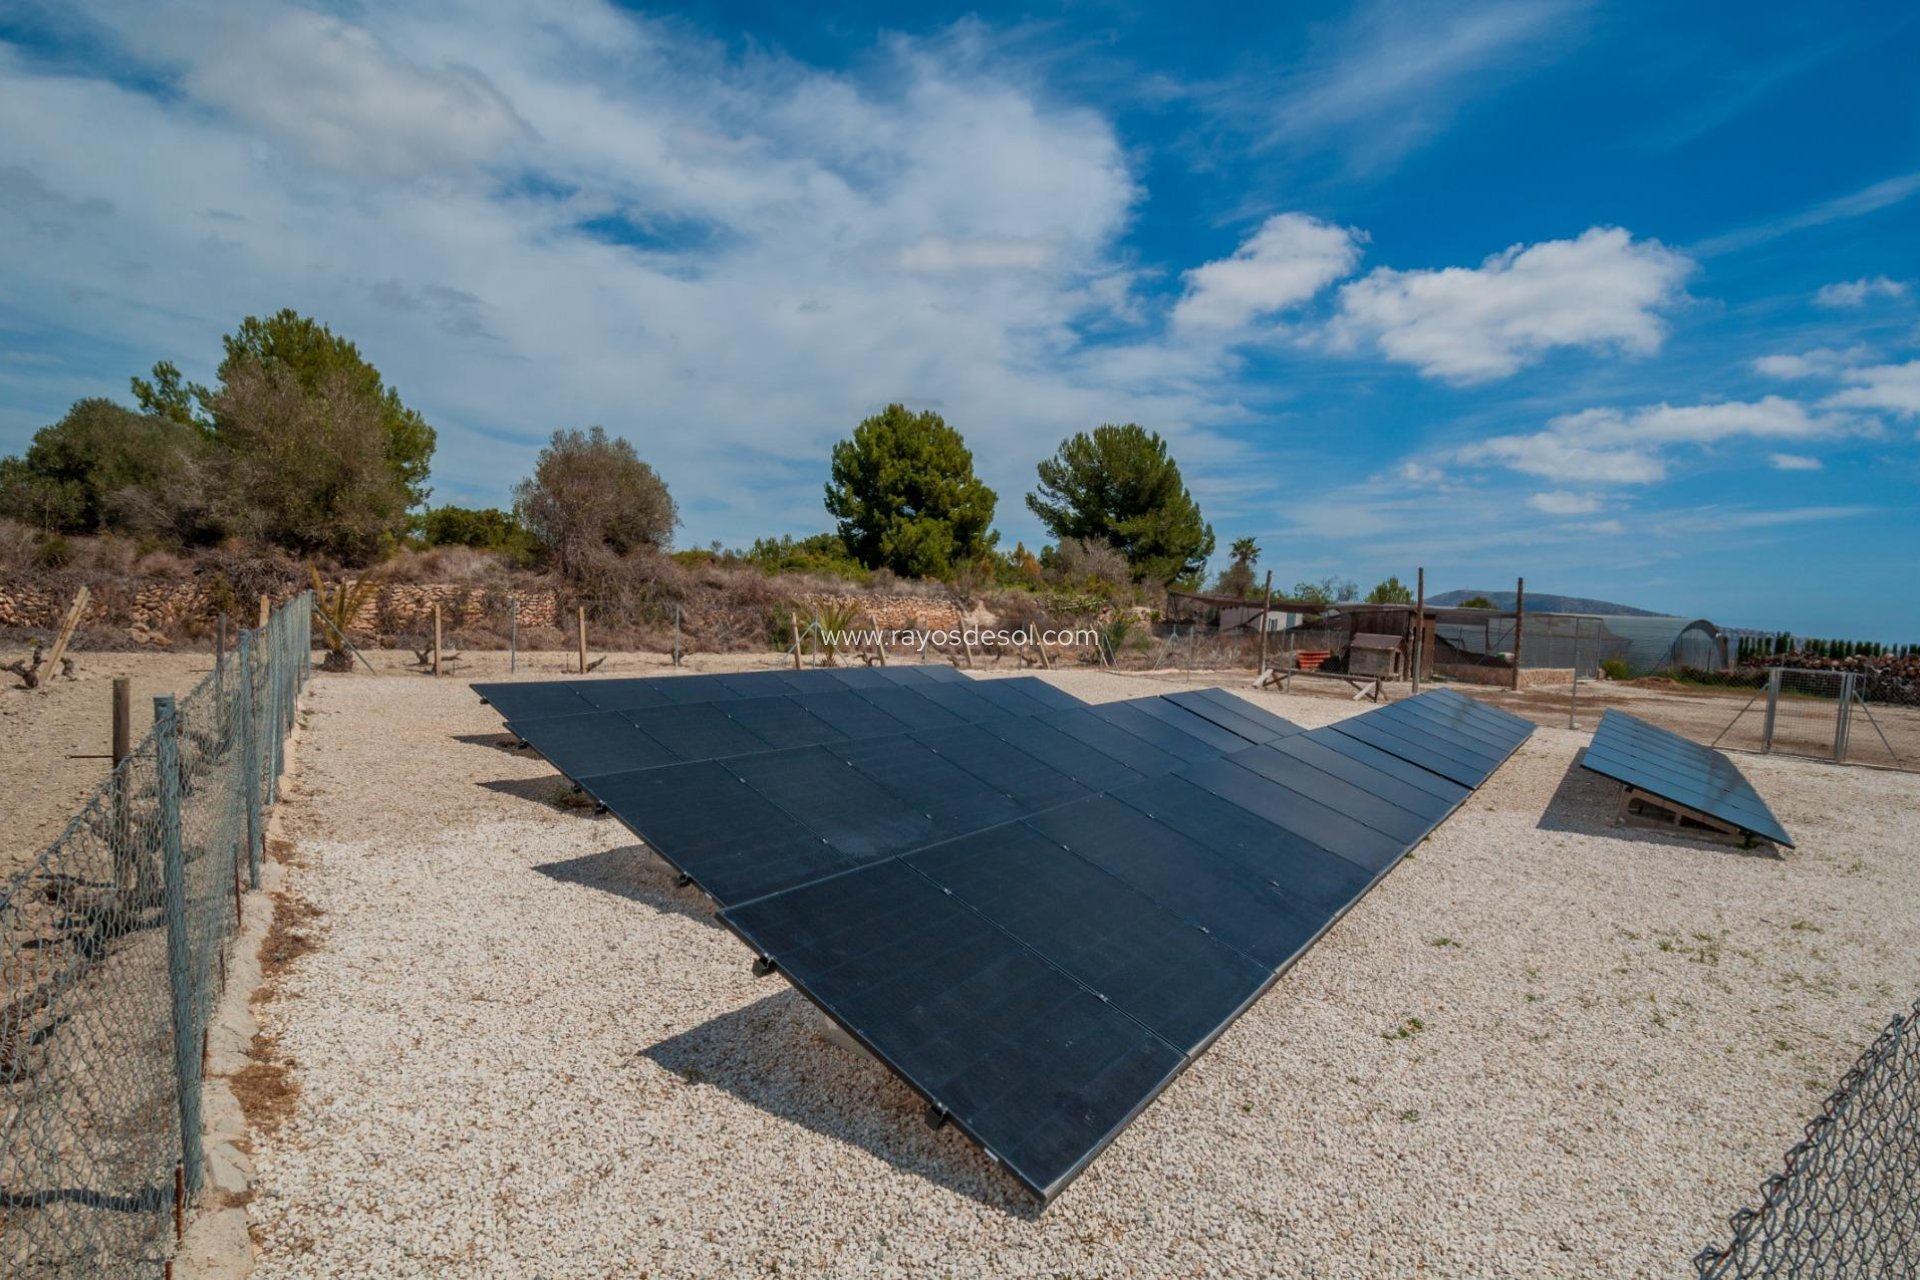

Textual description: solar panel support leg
[925,1104,949,1131]
[674,872,692,888]
[752,956,778,978]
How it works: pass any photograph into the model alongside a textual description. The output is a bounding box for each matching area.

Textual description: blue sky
[0,1,1916,635]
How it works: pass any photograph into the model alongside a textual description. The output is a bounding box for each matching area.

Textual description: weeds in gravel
[1428,936,1461,949]
[547,782,599,812]
[1383,1017,1425,1041]
[1396,1108,1420,1123]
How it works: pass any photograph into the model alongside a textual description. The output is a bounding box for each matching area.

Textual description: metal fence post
[510,597,518,673]
[268,612,283,805]
[239,629,262,889]
[154,695,205,1197]
[1761,667,1781,753]
[1835,672,1854,764]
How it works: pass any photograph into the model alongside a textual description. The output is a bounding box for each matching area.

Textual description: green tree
[1460,595,1497,609]
[1212,536,1261,598]
[1365,576,1413,604]
[415,505,536,562]
[1026,423,1214,585]
[513,426,676,583]
[209,310,436,506]
[129,361,213,431]
[1291,576,1359,605]
[0,398,218,541]
[213,359,410,564]
[824,404,998,578]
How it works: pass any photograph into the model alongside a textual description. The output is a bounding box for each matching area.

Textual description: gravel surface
[246,660,1920,1278]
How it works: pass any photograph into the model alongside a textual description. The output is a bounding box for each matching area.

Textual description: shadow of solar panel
[971,715,1146,792]
[1023,795,1359,970]
[1110,775,1374,913]
[471,682,594,721]
[1125,698,1253,754]
[1085,701,1220,763]
[719,859,1188,1201]
[718,697,845,750]
[581,762,854,904]
[504,710,679,781]
[827,735,1026,839]
[1177,756,1407,873]
[625,702,771,761]
[1581,709,1793,846]
[907,824,1271,1054]
[1161,689,1301,744]
[726,747,938,860]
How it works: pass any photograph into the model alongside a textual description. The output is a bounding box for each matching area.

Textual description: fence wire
[1696,997,1920,1278]
[1,591,310,1277]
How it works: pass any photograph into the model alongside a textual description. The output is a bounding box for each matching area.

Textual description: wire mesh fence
[1695,996,1920,1278]
[1705,668,1914,771]
[1,591,311,1277]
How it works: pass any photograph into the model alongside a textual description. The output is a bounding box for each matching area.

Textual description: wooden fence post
[432,603,443,677]
[41,585,89,683]
[1413,567,1425,695]
[789,611,803,670]
[258,594,270,628]
[576,606,587,675]
[1257,570,1273,676]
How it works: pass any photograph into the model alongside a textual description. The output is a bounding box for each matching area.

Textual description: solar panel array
[1581,708,1794,847]
[474,669,1533,1202]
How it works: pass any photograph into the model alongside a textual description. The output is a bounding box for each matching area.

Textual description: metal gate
[1714,668,1907,769]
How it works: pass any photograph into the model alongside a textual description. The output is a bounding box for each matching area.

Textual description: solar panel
[718,859,1188,1202]
[471,682,595,722]
[502,710,680,781]
[1325,693,1526,788]
[1161,688,1301,745]
[480,673,1531,1205]
[1581,709,1794,846]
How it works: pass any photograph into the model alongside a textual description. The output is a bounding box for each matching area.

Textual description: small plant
[1383,1016,1425,1041]
[309,565,383,672]
[1600,656,1632,681]
[808,599,867,666]
[1094,613,1136,666]
[1397,1108,1421,1123]
[1429,936,1461,949]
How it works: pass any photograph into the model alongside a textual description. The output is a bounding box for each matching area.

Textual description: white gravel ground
[246,659,1920,1278]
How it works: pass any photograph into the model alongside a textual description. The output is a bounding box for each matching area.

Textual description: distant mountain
[1427,589,1665,617]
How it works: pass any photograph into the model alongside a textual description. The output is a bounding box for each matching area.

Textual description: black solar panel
[718,859,1188,1202]
[1581,709,1794,846]
[1325,692,1529,788]
[479,672,1530,1205]
[1161,688,1302,745]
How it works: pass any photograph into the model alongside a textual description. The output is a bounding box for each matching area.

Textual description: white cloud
[1753,346,1869,379]
[1813,276,1909,308]
[1458,395,1866,485]
[1769,453,1822,471]
[0,2,1247,540]
[1526,490,1603,515]
[1231,0,1585,168]
[1172,213,1364,332]
[1460,435,1665,484]
[1330,227,1693,382]
[1823,359,1920,418]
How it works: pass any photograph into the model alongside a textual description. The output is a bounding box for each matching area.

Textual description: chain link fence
[2,591,311,1277]
[1695,996,1920,1277]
